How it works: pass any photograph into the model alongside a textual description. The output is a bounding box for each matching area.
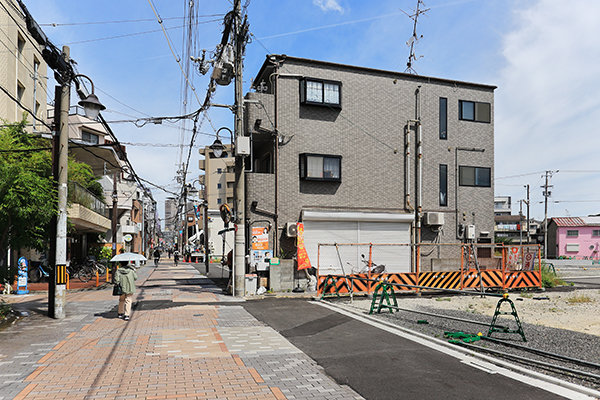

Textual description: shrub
[541,263,565,288]
[0,299,11,320]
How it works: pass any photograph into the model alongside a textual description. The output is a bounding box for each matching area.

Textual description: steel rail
[453,340,600,381]
[483,336,600,370]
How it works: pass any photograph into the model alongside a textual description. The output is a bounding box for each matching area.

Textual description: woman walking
[114,261,138,321]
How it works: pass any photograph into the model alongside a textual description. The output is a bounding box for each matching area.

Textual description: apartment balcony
[67,182,111,233]
[122,224,140,235]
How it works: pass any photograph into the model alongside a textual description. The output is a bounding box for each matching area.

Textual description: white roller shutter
[302,211,413,274]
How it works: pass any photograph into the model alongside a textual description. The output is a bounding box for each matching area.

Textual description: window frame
[299,153,342,182]
[81,130,99,145]
[439,97,447,140]
[566,230,579,238]
[439,164,448,207]
[300,78,342,108]
[593,230,600,237]
[459,100,491,123]
[458,166,491,187]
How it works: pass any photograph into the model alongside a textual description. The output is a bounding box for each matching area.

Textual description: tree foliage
[0,120,56,257]
[69,159,104,201]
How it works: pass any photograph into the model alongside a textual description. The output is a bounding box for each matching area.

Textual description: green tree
[0,120,56,262]
[69,159,104,201]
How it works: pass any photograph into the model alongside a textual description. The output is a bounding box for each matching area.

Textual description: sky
[18,0,600,224]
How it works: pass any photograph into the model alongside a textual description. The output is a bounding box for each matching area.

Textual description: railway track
[334,295,600,393]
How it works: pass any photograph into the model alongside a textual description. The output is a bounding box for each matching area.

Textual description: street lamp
[210,127,233,158]
[74,74,106,120]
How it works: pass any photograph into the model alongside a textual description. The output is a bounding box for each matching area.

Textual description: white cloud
[495,0,600,218]
[313,0,344,13]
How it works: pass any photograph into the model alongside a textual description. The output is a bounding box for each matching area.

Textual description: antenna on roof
[402,0,429,74]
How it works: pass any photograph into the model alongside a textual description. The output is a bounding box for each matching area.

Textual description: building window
[459,166,491,187]
[17,34,25,61]
[81,130,99,144]
[459,100,491,123]
[593,230,600,237]
[217,183,222,189]
[439,97,447,139]
[217,168,222,174]
[439,164,448,206]
[16,82,25,104]
[566,230,579,237]
[217,198,222,204]
[299,153,341,182]
[300,78,342,108]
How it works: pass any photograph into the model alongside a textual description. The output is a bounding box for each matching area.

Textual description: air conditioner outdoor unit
[425,212,445,226]
[285,222,298,237]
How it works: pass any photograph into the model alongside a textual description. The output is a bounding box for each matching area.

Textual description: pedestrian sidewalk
[1,262,362,400]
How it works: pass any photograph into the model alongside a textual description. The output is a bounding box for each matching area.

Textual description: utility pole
[233,0,246,296]
[112,172,118,257]
[524,184,530,244]
[183,185,188,261]
[53,46,70,319]
[542,171,556,258]
[519,200,523,245]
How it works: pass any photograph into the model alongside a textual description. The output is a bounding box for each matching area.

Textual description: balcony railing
[68,181,108,218]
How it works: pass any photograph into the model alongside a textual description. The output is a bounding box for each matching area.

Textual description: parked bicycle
[347,254,386,275]
[68,256,106,282]
[28,259,51,283]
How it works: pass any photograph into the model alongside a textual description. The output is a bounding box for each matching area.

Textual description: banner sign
[297,223,311,270]
[251,227,269,250]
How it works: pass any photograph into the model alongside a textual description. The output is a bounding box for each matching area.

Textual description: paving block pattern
[1,263,364,400]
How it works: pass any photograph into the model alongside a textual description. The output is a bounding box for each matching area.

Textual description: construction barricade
[317,243,542,296]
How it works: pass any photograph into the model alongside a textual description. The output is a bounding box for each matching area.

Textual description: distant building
[547,217,600,259]
[199,144,234,209]
[0,0,48,132]
[494,196,512,216]
[164,197,177,232]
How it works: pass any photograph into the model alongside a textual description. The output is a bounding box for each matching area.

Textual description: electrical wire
[0,146,52,153]
[0,81,53,131]
[39,15,225,27]
[146,0,203,108]
[64,19,222,46]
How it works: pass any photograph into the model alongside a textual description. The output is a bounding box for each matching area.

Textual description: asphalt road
[242,298,573,400]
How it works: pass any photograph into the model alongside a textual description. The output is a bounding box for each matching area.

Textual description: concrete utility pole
[233,0,246,296]
[53,45,70,319]
[524,184,530,244]
[112,172,118,257]
[542,171,556,258]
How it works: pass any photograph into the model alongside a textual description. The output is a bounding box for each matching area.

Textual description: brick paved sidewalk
[1,262,362,400]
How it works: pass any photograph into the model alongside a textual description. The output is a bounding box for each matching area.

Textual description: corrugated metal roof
[580,216,600,226]
[552,217,586,227]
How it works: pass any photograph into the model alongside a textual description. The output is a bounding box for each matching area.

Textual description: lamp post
[210,127,237,292]
[52,46,105,319]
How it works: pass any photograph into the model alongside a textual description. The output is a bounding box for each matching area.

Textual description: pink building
[547,217,600,259]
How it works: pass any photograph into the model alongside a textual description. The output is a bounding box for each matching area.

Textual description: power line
[495,171,546,180]
[39,15,225,27]
[0,81,52,131]
[64,19,222,46]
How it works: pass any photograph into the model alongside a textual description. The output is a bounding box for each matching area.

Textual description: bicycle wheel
[78,266,93,282]
[28,268,41,283]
